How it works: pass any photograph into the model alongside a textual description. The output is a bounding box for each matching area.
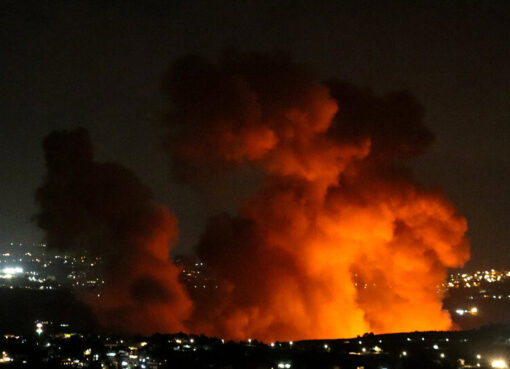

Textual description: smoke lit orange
[165,52,470,341]
[35,52,470,341]
[36,129,191,334]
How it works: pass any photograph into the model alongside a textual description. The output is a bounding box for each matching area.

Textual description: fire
[164,52,470,341]
[35,52,470,341]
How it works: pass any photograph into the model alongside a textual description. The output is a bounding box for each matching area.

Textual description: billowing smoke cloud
[35,128,191,334]
[163,52,470,341]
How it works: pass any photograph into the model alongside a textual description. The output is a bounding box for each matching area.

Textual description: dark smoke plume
[163,51,469,341]
[35,128,191,334]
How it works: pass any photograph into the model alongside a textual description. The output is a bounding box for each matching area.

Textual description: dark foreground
[2,324,510,369]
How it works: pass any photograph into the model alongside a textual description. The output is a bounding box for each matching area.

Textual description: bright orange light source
[491,359,508,368]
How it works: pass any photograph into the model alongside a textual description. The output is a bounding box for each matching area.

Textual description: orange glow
[166,53,470,341]
[36,129,192,336]
[90,205,191,334]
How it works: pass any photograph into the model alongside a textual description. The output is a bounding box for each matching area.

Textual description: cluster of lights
[101,340,156,368]
[0,266,23,279]
[179,260,218,290]
[2,267,23,274]
[0,241,103,291]
[0,352,13,364]
[35,322,43,335]
[3,325,510,369]
[455,307,479,316]
[446,269,510,289]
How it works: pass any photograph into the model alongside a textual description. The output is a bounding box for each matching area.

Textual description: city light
[0,352,12,363]
[491,359,508,368]
[446,270,510,289]
[0,321,507,369]
[1,247,510,368]
[0,266,23,279]
[455,307,479,316]
[35,322,43,336]
[2,267,23,274]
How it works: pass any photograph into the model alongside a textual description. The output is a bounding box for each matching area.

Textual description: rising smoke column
[35,128,191,334]
[163,52,470,341]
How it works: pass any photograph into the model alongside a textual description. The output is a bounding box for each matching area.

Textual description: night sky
[1,0,509,269]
